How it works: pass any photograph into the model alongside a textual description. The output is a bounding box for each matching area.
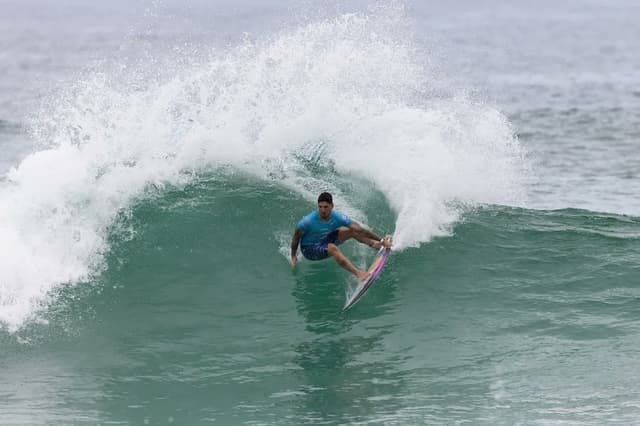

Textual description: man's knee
[337,226,353,241]
[328,244,348,266]
[327,243,343,259]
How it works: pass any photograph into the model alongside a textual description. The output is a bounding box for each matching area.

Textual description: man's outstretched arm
[291,227,303,268]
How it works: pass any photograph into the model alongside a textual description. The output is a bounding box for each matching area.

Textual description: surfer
[291,192,392,280]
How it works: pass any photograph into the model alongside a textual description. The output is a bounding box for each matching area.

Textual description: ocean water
[1,1,639,424]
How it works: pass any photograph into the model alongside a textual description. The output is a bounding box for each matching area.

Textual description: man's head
[317,192,333,219]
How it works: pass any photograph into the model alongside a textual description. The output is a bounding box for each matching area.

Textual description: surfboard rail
[343,247,391,310]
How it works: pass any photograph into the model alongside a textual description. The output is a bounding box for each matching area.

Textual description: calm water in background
[1,1,640,424]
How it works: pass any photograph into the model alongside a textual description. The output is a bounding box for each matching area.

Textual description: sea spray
[0,7,527,331]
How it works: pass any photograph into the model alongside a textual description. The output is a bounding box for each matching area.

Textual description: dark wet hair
[318,192,333,204]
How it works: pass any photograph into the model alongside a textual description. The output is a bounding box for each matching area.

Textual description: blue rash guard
[297,210,353,260]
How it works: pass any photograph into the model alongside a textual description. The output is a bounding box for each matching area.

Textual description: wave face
[0,8,526,331]
[4,4,639,425]
[3,179,639,424]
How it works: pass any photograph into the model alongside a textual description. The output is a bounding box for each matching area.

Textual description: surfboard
[343,246,391,310]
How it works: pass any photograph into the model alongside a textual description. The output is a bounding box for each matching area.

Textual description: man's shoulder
[298,210,317,226]
[304,210,318,220]
[332,210,352,224]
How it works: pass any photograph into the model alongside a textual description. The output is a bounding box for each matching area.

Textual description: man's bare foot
[357,271,371,282]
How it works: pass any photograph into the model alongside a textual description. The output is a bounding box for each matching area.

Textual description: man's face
[318,201,333,219]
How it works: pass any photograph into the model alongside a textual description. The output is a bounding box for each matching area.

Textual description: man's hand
[291,255,298,269]
[382,235,393,249]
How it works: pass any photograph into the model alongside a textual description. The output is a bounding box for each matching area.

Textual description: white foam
[0,6,527,331]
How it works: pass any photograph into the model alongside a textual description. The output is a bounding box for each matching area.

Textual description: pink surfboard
[343,247,391,310]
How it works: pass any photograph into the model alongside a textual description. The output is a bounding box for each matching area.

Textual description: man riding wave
[291,192,392,281]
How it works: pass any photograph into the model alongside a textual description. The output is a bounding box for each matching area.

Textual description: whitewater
[1,7,526,331]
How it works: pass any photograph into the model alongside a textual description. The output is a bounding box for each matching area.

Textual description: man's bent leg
[337,226,355,243]
[337,226,379,248]
[336,226,389,250]
[327,244,370,281]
